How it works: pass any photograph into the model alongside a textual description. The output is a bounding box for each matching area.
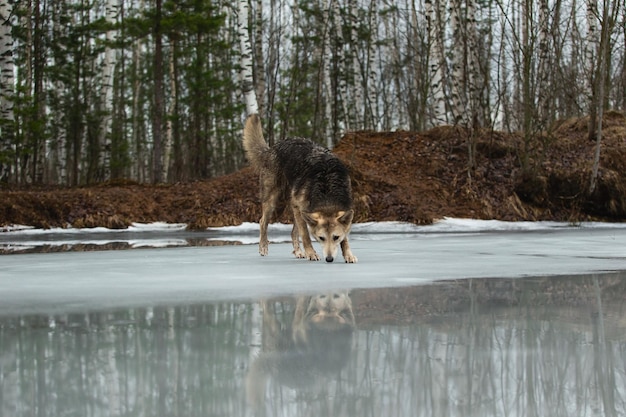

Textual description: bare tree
[589,0,621,193]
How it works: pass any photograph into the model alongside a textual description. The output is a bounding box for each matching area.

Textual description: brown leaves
[2,114,626,229]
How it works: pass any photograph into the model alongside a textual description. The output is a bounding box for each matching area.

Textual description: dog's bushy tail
[243,114,271,170]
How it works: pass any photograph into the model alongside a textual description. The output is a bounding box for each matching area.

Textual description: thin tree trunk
[32,0,46,183]
[536,0,552,129]
[590,0,620,193]
[449,0,464,124]
[152,0,164,183]
[425,0,447,126]
[331,0,349,132]
[348,0,362,128]
[365,0,378,129]
[238,0,259,116]
[98,0,118,182]
[132,37,144,182]
[521,0,533,172]
[321,0,333,147]
[254,0,265,117]
[586,0,599,141]
[0,0,14,181]
[164,36,177,182]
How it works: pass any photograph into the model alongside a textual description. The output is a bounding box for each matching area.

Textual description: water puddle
[2,273,625,416]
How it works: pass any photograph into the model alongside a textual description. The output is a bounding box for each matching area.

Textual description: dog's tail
[243,114,271,170]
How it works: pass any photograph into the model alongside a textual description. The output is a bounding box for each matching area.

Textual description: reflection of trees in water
[346,274,626,417]
[0,305,256,417]
[1,274,626,417]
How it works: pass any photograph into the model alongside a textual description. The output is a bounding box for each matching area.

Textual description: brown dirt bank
[2,113,626,230]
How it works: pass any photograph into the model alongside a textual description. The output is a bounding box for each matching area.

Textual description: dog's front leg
[291,224,306,258]
[341,238,358,263]
[293,208,320,261]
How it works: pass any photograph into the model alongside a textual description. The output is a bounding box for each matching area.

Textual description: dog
[242,114,357,263]
[246,292,356,409]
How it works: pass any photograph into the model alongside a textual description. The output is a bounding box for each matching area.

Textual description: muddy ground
[2,112,626,229]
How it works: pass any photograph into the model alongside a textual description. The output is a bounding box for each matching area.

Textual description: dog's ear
[336,210,354,225]
[302,212,321,226]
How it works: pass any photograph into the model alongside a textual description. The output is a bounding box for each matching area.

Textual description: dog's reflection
[246,292,355,409]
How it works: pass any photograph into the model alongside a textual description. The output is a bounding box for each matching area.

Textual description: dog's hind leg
[259,191,278,256]
[291,224,305,258]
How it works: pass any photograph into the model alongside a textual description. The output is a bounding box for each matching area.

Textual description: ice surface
[2,219,626,315]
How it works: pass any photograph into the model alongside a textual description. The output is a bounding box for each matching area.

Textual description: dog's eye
[318,236,325,242]
[332,235,339,241]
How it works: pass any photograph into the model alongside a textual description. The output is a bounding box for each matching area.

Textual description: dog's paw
[306,251,320,261]
[259,243,268,256]
[344,253,358,263]
[293,248,305,259]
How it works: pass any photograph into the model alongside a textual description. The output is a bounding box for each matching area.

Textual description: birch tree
[585,0,600,141]
[151,0,164,183]
[254,0,265,118]
[348,0,363,128]
[425,0,448,125]
[98,0,119,181]
[0,0,14,181]
[238,0,259,115]
[321,0,333,147]
[364,0,379,129]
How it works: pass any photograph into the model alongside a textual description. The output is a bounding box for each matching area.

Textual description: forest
[0,0,624,186]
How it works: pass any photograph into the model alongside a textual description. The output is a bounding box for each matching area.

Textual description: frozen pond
[2,219,626,416]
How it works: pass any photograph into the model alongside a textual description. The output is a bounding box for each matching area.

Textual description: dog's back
[273,138,353,212]
[243,115,352,212]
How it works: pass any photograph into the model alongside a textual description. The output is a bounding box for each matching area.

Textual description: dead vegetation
[2,113,626,229]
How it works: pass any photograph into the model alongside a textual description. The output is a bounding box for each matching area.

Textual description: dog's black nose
[325,256,334,263]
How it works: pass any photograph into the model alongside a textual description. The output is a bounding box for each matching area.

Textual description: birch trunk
[50,2,67,184]
[0,0,14,181]
[348,0,362,128]
[152,0,164,183]
[425,0,447,126]
[521,0,533,171]
[331,0,349,131]
[132,37,144,183]
[585,0,599,140]
[536,0,551,128]
[265,0,281,145]
[365,0,378,129]
[322,0,333,147]
[449,0,464,124]
[254,0,265,117]
[98,0,118,182]
[238,0,259,116]
[163,37,177,182]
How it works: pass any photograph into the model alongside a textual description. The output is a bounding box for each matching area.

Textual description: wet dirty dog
[242,114,357,263]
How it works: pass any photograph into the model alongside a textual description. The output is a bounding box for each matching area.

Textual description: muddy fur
[242,114,357,263]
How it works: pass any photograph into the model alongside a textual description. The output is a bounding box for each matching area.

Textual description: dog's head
[303,210,354,263]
